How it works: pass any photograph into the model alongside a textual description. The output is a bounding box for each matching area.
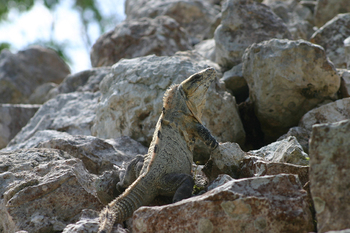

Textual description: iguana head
[179,67,216,123]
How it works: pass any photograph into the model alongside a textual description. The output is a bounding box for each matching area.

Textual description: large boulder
[310,13,350,68]
[132,174,314,232]
[91,52,245,150]
[6,92,100,150]
[214,0,291,69]
[90,16,192,67]
[124,0,220,44]
[314,0,350,28]
[242,39,340,141]
[0,46,70,104]
[309,119,350,232]
[0,148,103,233]
[0,104,40,149]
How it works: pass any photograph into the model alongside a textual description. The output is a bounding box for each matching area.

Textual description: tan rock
[0,46,70,104]
[215,0,291,69]
[314,0,350,28]
[132,174,314,233]
[90,16,192,67]
[311,13,350,68]
[243,39,340,141]
[309,119,350,232]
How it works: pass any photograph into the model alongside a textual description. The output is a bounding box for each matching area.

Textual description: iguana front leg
[193,122,219,151]
[117,155,144,194]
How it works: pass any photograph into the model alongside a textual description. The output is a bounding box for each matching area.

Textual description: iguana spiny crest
[98,67,219,233]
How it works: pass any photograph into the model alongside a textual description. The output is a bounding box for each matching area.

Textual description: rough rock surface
[309,119,350,232]
[243,39,340,141]
[310,13,350,68]
[194,39,216,62]
[239,156,309,186]
[203,142,246,181]
[28,82,57,104]
[263,0,315,40]
[221,63,248,103]
[124,0,220,43]
[0,149,103,233]
[132,174,314,233]
[277,126,310,153]
[214,0,291,69]
[37,135,147,174]
[0,104,40,149]
[0,46,70,104]
[90,16,192,67]
[247,136,309,166]
[314,0,350,28]
[6,92,101,150]
[92,52,245,148]
[46,67,111,100]
[299,97,350,132]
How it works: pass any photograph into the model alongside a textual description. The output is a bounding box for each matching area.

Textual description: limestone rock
[221,63,248,103]
[247,136,309,166]
[239,156,309,186]
[310,13,350,68]
[90,16,192,67]
[0,46,70,104]
[0,104,40,149]
[202,142,246,181]
[0,148,103,233]
[206,174,234,191]
[299,97,350,132]
[277,126,310,153]
[28,82,57,104]
[132,174,314,233]
[37,135,147,174]
[314,0,350,28]
[242,39,340,141]
[215,0,291,69]
[46,67,111,100]
[309,119,350,232]
[91,52,245,149]
[194,39,216,62]
[263,0,315,40]
[124,0,220,43]
[6,92,100,150]
[337,69,350,95]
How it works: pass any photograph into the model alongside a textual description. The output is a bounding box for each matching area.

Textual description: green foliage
[0,42,11,52]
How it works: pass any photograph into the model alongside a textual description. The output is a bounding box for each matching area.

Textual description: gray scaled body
[98,67,219,233]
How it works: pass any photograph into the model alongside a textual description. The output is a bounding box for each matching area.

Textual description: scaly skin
[98,68,219,233]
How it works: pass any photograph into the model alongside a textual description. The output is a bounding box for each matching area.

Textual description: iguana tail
[98,174,157,233]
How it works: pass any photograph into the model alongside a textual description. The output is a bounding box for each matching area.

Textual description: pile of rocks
[1,0,349,232]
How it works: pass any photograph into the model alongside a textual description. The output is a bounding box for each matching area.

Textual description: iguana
[98,67,219,233]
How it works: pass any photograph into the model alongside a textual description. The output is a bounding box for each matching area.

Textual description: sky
[0,0,126,73]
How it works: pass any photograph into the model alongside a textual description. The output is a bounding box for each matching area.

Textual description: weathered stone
[215,0,291,69]
[310,13,350,68]
[91,52,245,150]
[206,174,234,191]
[314,0,350,28]
[0,104,40,149]
[239,156,309,186]
[242,39,340,141]
[247,136,309,166]
[90,16,192,67]
[28,82,57,104]
[6,92,100,150]
[202,142,246,181]
[37,135,147,174]
[132,174,314,233]
[124,0,220,43]
[338,69,350,93]
[194,39,216,62]
[309,119,350,232]
[299,97,350,132]
[277,126,310,153]
[0,46,70,104]
[263,0,315,40]
[47,67,111,100]
[0,148,104,233]
[221,63,248,103]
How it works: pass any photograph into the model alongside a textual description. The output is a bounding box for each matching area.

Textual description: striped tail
[98,174,157,233]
